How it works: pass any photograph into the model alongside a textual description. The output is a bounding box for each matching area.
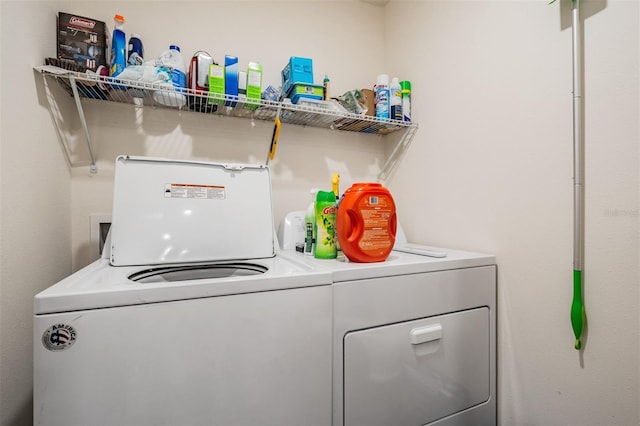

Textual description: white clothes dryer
[278,215,497,426]
[34,157,333,426]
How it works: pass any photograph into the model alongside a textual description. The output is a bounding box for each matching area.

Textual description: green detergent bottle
[314,190,338,259]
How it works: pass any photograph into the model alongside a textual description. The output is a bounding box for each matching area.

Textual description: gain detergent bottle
[314,190,338,259]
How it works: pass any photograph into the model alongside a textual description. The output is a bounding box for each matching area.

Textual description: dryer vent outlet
[90,214,112,260]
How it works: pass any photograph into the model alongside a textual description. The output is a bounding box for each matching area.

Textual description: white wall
[1,1,638,425]
[0,1,72,425]
[1,1,387,424]
[61,1,389,270]
[385,0,639,425]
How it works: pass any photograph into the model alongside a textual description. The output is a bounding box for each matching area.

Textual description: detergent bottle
[314,190,338,259]
[336,183,397,263]
[109,14,126,89]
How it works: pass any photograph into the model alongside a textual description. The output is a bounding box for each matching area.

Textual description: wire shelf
[36,65,417,176]
[36,65,414,135]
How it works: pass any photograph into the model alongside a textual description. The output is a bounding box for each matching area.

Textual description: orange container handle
[390,212,397,238]
[347,209,362,243]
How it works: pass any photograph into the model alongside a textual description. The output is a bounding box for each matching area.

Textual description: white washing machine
[278,213,497,426]
[34,157,333,426]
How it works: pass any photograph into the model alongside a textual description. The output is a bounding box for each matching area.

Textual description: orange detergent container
[336,183,397,263]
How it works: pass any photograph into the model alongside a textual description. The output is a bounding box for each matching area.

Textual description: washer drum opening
[129,263,268,283]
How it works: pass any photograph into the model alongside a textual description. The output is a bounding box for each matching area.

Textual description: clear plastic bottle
[152,45,187,108]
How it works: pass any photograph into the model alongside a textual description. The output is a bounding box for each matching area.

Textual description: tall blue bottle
[109,14,126,89]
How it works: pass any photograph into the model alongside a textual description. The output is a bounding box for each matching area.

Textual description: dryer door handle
[410,324,442,345]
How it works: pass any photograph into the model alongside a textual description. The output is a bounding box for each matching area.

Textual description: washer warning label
[164,183,226,199]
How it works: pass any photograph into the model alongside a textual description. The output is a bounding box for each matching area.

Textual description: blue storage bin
[286,82,324,104]
[282,57,314,95]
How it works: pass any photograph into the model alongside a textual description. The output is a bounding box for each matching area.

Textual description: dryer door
[343,307,490,426]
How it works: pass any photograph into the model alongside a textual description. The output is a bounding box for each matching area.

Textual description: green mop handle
[570,0,586,351]
[571,270,585,350]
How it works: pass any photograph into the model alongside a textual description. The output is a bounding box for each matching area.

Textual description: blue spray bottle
[110,14,126,89]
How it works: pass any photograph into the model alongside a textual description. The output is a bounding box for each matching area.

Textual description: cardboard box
[281,57,313,96]
[208,64,225,105]
[286,82,324,104]
[57,12,106,71]
[246,62,262,110]
[361,89,375,117]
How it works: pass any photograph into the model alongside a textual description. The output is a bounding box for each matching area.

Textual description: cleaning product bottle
[109,14,126,89]
[323,73,330,100]
[332,173,342,256]
[400,80,412,122]
[152,45,188,108]
[390,77,402,121]
[336,183,397,263]
[124,33,145,98]
[304,189,319,256]
[167,45,187,93]
[314,190,338,259]
[375,74,390,120]
[127,33,144,66]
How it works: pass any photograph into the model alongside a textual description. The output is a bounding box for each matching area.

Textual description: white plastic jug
[152,45,187,108]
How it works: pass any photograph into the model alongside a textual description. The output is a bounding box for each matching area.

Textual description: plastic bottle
[336,183,397,263]
[374,74,390,120]
[152,45,187,108]
[127,33,144,66]
[400,80,411,122]
[331,173,342,256]
[304,189,319,256]
[390,77,402,121]
[238,71,247,100]
[122,33,145,98]
[109,14,126,89]
[167,45,187,92]
[323,73,330,101]
[314,190,338,259]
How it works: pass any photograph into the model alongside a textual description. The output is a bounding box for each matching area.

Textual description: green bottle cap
[400,80,411,93]
[316,190,336,203]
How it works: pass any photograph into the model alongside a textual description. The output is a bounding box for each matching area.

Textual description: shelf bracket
[68,76,98,174]
[378,124,418,183]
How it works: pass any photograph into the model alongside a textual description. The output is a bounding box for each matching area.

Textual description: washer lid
[110,156,275,266]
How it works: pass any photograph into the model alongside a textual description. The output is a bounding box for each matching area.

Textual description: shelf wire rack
[36,65,417,176]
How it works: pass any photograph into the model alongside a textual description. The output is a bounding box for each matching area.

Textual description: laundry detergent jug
[336,183,397,263]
